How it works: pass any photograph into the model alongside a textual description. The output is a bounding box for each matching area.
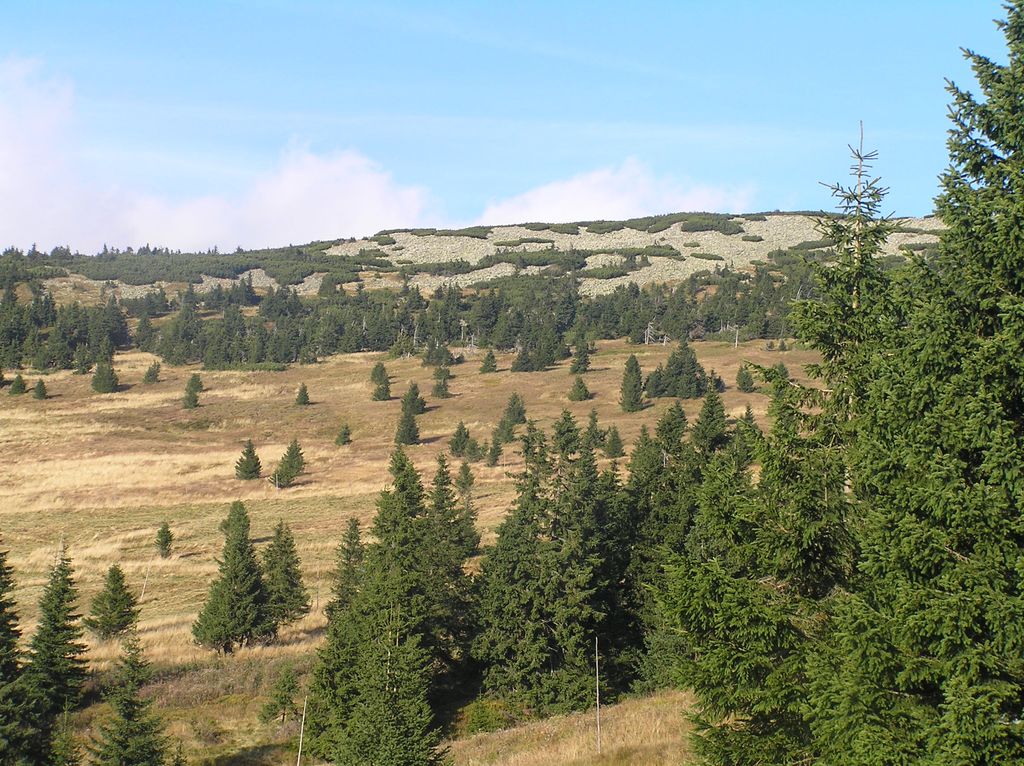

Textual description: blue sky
[0,1,1009,252]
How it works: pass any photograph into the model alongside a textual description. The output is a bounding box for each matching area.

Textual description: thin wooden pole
[296,694,308,766]
[595,635,601,755]
[140,561,152,602]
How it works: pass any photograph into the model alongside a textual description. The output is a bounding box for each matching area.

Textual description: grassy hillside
[0,337,815,761]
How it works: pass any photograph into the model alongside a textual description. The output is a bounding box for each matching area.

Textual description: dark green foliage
[567,376,590,401]
[431,366,451,398]
[269,439,304,488]
[22,547,87,744]
[49,717,82,766]
[485,438,502,466]
[772,361,790,380]
[141,362,160,384]
[90,633,168,766]
[502,393,527,427]
[603,426,624,458]
[91,363,119,393]
[335,423,352,445]
[334,612,447,766]
[193,501,272,652]
[569,342,591,374]
[401,382,427,415]
[449,421,471,457]
[736,365,756,392]
[325,518,364,621]
[583,408,603,449]
[0,542,20,682]
[645,341,707,399]
[308,451,458,763]
[185,373,203,394]
[371,361,389,386]
[619,354,644,412]
[691,386,729,456]
[154,524,172,560]
[295,382,310,405]
[32,379,46,399]
[422,342,455,367]
[234,439,262,480]
[0,540,29,762]
[655,401,688,457]
[260,665,299,724]
[479,349,497,373]
[394,408,420,445]
[182,385,198,410]
[262,521,310,629]
[551,410,581,458]
[455,461,475,499]
[84,565,139,640]
[372,378,391,401]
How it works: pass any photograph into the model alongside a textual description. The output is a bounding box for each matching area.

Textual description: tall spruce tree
[0,540,30,762]
[401,382,427,415]
[798,11,1024,762]
[262,521,310,629]
[7,374,25,395]
[619,355,644,412]
[234,439,262,480]
[295,383,310,406]
[90,632,169,766]
[84,564,139,640]
[325,518,364,621]
[193,502,272,652]
[155,522,172,558]
[22,546,87,756]
[691,386,728,456]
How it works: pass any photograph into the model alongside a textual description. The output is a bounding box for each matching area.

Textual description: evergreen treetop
[479,349,498,373]
[84,564,139,640]
[295,383,310,406]
[91,364,118,394]
[32,379,46,400]
[8,374,26,395]
[620,354,644,412]
[262,520,310,629]
[234,439,262,480]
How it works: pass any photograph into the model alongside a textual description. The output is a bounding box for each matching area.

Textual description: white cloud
[0,58,432,253]
[477,157,755,225]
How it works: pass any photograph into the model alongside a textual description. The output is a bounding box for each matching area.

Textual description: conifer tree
[269,439,304,488]
[91,633,169,766]
[691,386,728,456]
[84,565,139,640]
[449,421,470,457]
[735,365,755,392]
[142,362,160,384]
[90,363,119,393]
[336,609,447,766]
[371,361,389,386]
[260,665,299,724]
[619,354,644,412]
[655,401,688,457]
[32,379,46,400]
[603,425,624,458]
[582,408,602,449]
[772,361,790,380]
[22,547,87,749]
[155,522,172,558]
[0,540,30,762]
[551,409,581,458]
[485,437,502,466]
[193,502,272,652]
[455,461,474,502]
[401,382,427,415]
[295,383,310,406]
[567,375,590,401]
[501,392,527,426]
[8,374,26,395]
[49,716,81,766]
[372,377,391,401]
[334,423,352,445]
[184,373,203,395]
[431,366,452,398]
[182,384,198,410]
[262,521,310,629]
[234,439,262,480]
[479,349,497,373]
[394,408,420,446]
[569,342,591,374]
[325,519,364,621]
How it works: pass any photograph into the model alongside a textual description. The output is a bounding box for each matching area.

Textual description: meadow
[0,338,815,763]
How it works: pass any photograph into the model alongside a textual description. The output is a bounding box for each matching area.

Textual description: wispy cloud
[0,58,433,253]
[477,158,755,225]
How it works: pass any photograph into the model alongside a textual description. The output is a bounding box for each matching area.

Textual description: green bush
[690,252,725,261]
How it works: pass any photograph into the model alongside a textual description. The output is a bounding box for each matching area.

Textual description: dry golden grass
[448,691,695,766]
[0,338,815,761]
